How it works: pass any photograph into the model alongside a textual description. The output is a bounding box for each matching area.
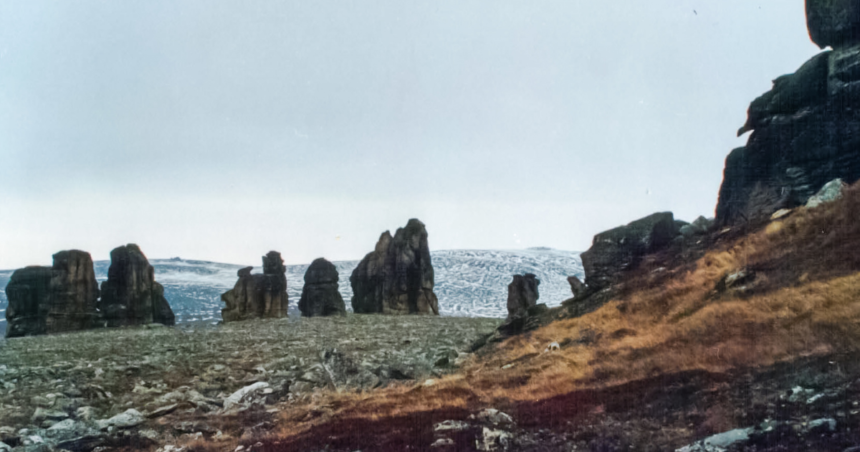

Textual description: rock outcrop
[298,258,346,317]
[567,276,587,298]
[506,274,540,320]
[221,251,289,322]
[350,219,439,315]
[47,250,102,333]
[5,251,101,338]
[807,0,860,49]
[99,244,175,327]
[716,8,860,226]
[5,267,53,337]
[580,212,679,290]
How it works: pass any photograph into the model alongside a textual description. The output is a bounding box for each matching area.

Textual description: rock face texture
[580,212,679,290]
[221,251,289,322]
[99,244,175,327]
[5,267,53,337]
[48,250,102,333]
[507,274,540,320]
[5,251,101,338]
[567,276,587,299]
[716,10,860,226]
[807,0,860,49]
[298,258,346,317]
[350,219,439,315]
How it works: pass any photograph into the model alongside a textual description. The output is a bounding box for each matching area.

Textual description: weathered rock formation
[221,251,289,322]
[350,219,439,315]
[5,250,101,338]
[807,0,860,49]
[716,6,860,226]
[567,275,587,299]
[580,212,680,290]
[5,267,53,337]
[48,250,102,333]
[507,274,540,320]
[298,258,346,317]
[99,244,175,327]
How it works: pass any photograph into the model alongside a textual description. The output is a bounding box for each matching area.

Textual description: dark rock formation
[46,250,101,333]
[99,244,175,327]
[350,219,439,315]
[807,0,860,49]
[5,267,53,337]
[580,212,679,290]
[298,258,346,317]
[221,251,289,322]
[5,251,101,338]
[567,276,587,298]
[717,23,860,225]
[507,274,540,320]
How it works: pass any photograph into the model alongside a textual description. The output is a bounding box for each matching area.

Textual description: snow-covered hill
[0,248,582,336]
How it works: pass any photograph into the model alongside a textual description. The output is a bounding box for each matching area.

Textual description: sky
[0,0,821,269]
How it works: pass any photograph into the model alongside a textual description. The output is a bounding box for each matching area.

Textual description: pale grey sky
[0,1,820,269]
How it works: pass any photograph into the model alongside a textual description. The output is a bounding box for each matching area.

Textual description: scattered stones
[350,219,439,315]
[99,244,176,327]
[431,438,454,447]
[96,409,145,430]
[478,427,513,451]
[298,258,346,317]
[771,209,793,220]
[222,382,270,411]
[31,409,68,424]
[221,252,289,322]
[676,427,752,452]
[435,420,469,432]
[474,409,514,427]
[580,212,680,290]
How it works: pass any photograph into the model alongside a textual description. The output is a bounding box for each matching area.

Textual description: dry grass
[260,183,860,445]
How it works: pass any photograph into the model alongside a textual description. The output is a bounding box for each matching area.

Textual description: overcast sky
[0,1,820,269]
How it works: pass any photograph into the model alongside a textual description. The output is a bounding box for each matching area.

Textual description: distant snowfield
[0,248,583,336]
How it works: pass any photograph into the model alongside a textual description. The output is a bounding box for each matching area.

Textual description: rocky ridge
[716,0,860,226]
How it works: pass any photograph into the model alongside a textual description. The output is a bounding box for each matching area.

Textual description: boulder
[99,244,175,327]
[806,0,860,49]
[507,274,540,320]
[47,250,101,333]
[806,178,848,208]
[717,42,860,226]
[5,267,53,338]
[221,252,289,322]
[298,258,346,317]
[350,219,439,315]
[580,212,679,290]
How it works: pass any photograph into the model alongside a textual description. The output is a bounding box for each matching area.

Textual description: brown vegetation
[261,182,860,449]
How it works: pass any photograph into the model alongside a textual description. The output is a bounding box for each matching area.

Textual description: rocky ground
[265,352,860,452]
[0,315,500,451]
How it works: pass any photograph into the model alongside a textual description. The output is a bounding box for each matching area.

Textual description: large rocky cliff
[716,0,860,225]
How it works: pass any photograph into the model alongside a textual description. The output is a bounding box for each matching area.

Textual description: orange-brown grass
[266,183,860,444]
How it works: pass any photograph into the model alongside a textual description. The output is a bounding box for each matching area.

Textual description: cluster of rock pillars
[7,0,860,339]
